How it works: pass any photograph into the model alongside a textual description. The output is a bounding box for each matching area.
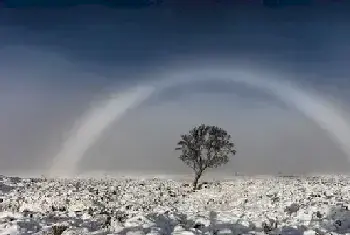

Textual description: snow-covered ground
[1,174,350,235]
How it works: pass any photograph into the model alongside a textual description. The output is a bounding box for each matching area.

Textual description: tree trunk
[193,172,202,191]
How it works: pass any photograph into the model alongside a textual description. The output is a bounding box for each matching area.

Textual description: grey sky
[1,1,350,176]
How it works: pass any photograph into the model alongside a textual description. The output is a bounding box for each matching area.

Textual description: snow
[1,174,350,235]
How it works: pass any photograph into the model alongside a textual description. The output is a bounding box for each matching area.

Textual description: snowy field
[1,174,350,235]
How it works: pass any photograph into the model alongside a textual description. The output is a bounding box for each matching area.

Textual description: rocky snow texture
[1,175,350,235]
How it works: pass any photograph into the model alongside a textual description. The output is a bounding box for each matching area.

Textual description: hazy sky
[1,1,350,176]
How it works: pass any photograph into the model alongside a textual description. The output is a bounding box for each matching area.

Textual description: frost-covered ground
[1,174,350,235]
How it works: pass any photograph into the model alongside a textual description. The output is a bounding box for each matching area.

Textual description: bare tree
[175,124,236,190]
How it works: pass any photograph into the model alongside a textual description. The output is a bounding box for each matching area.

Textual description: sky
[1,0,350,176]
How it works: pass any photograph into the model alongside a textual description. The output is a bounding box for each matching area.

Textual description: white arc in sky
[48,63,350,177]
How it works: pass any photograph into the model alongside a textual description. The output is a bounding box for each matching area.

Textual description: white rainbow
[48,62,350,177]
